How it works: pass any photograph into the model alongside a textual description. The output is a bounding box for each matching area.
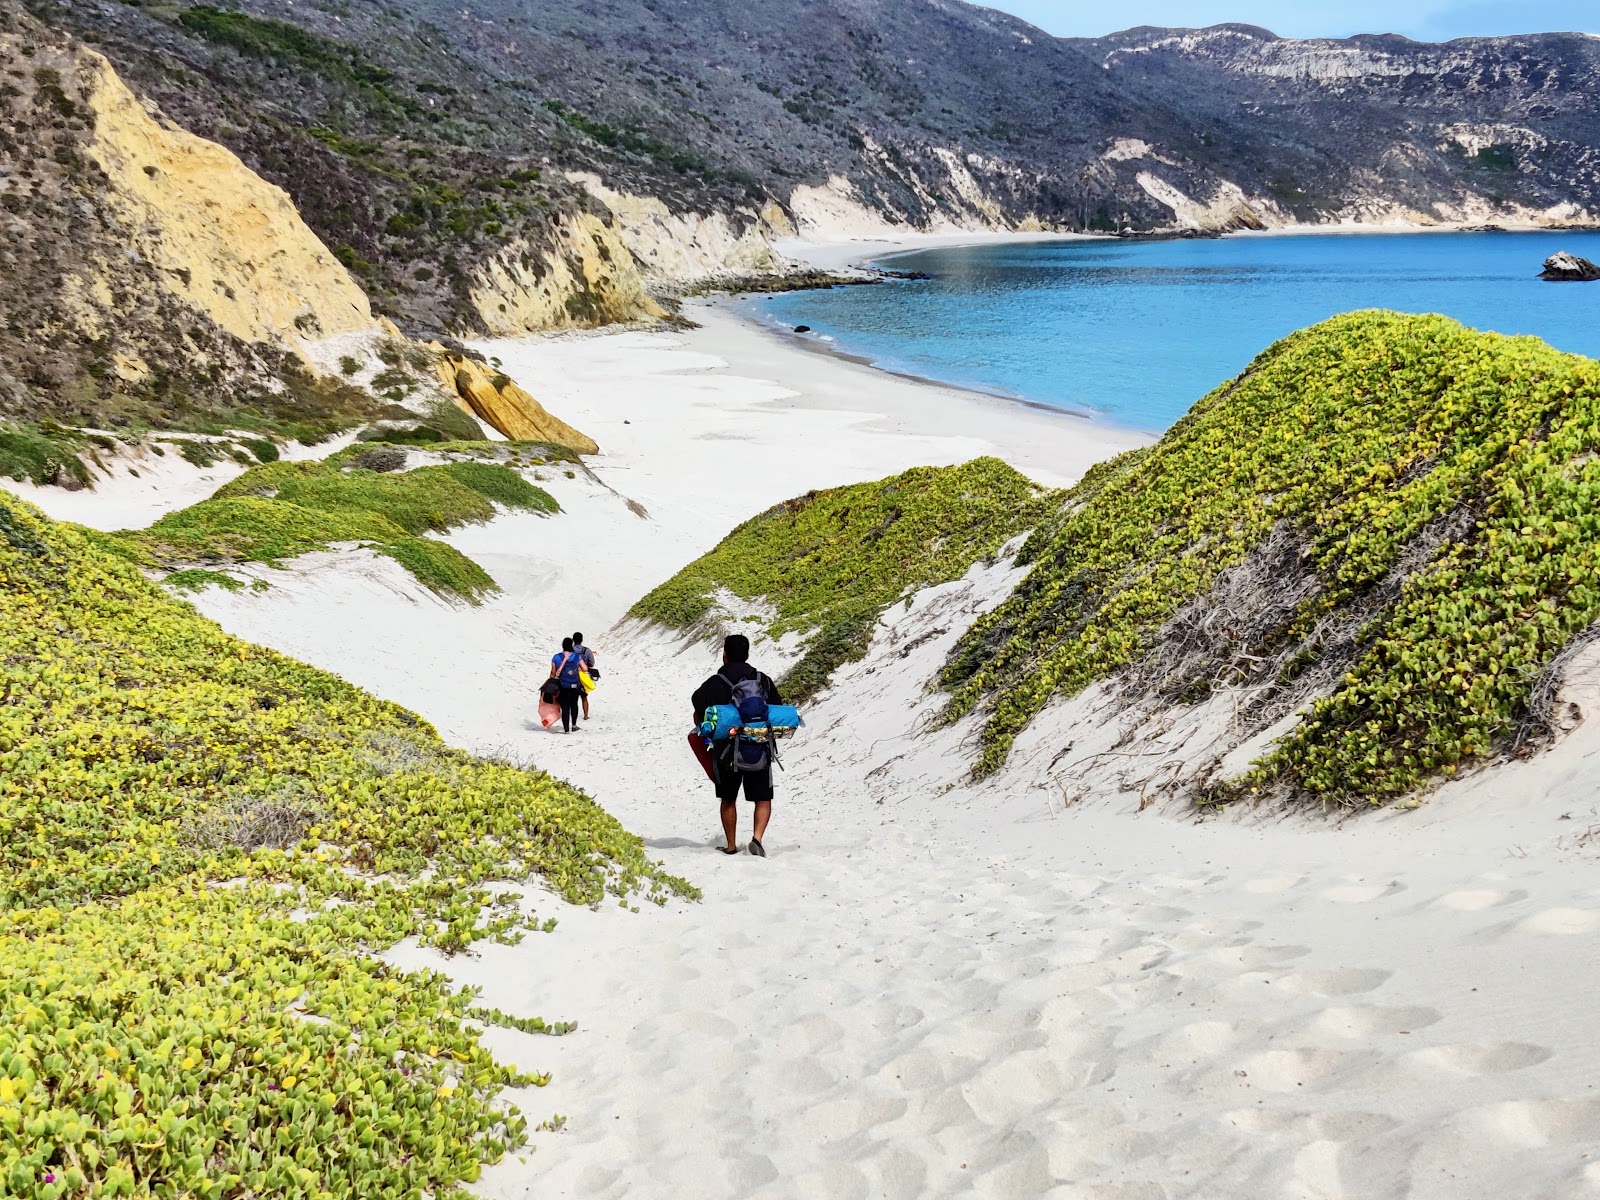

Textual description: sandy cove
[24,299,1600,1199]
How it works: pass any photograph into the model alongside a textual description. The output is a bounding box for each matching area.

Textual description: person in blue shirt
[548,637,585,733]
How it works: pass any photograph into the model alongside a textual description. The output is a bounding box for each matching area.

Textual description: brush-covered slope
[107,451,558,603]
[630,458,1052,701]
[0,9,598,485]
[944,312,1600,804]
[0,488,691,1197]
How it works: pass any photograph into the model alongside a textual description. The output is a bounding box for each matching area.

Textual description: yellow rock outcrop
[567,173,795,286]
[432,349,599,455]
[469,212,667,335]
[75,45,374,346]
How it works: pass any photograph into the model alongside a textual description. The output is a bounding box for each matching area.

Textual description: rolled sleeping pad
[687,730,716,781]
[700,704,803,742]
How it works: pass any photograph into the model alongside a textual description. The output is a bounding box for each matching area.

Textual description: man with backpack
[691,634,784,857]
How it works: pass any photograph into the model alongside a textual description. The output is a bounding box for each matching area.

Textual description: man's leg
[719,799,739,852]
[581,690,590,720]
[749,767,773,852]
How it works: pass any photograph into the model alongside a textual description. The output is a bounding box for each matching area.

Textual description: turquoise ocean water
[754,232,1600,432]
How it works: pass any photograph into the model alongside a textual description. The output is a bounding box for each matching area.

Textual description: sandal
[717,846,739,855]
[748,838,766,858]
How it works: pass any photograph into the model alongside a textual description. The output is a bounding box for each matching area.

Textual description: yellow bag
[578,663,597,693]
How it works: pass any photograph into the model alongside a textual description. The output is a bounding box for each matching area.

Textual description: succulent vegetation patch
[631,458,1052,700]
[943,312,1600,803]
[0,491,693,1197]
[112,459,557,603]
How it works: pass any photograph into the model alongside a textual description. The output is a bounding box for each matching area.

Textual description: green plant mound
[116,460,556,603]
[0,492,693,1198]
[0,422,113,487]
[943,311,1600,803]
[630,458,1052,701]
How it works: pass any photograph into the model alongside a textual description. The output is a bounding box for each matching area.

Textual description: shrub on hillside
[0,492,693,1199]
[117,458,553,601]
[943,311,1600,803]
[631,458,1052,701]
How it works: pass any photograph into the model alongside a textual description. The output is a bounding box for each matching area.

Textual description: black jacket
[691,661,783,725]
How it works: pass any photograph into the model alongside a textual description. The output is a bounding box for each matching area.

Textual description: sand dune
[162,302,1600,1199]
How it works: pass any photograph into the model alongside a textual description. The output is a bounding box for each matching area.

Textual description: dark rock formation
[1540,252,1600,281]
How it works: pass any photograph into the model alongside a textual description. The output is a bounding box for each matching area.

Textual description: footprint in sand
[1406,1042,1551,1076]
[1514,907,1600,935]
[1207,942,1313,970]
[1234,1047,1368,1092]
[1277,967,1392,997]
[798,1092,908,1144]
[1462,1097,1600,1146]
[1321,880,1405,904]
[1307,1004,1442,1039]
[1435,887,1527,911]
[1243,872,1304,894]
[1155,1018,1257,1060]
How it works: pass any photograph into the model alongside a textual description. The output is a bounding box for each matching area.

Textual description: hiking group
[542,632,598,733]
[537,629,799,856]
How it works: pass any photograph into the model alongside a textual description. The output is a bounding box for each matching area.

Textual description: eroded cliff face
[567,173,794,287]
[0,13,596,461]
[0,12,385,430]
[468,212,666,335]
[74,50,375,348]
[463,181,806,333]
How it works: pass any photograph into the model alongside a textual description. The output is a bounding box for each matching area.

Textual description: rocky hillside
[6,0,1599,460]
[25,0,1600,347]
[0,5,605,485]
[25,0,788,340]
[0,8,387,442]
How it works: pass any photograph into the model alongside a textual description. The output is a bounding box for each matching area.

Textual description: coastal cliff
[26,0,1599,353]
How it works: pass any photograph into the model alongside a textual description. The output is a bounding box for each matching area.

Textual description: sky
[991,0,1597,40]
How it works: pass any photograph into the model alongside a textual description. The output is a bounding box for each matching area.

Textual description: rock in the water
[1539,252,1600,281]
[793,325,811,333]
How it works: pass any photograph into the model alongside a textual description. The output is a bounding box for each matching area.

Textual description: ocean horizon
[757,230,1600,432]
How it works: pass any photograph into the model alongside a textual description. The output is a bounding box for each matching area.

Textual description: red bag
[687,731,716,782]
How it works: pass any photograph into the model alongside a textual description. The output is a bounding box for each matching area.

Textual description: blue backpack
[723,671,779,774]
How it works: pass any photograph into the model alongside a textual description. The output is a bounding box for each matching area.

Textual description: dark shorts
[713,758,773,804]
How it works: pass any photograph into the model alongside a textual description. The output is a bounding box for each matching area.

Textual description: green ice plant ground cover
[943,311,1600,803]
[630,458,1054,701]
[107,459,557,603]
[0,490,694,1198]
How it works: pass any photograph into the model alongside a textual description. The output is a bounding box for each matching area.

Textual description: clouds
[994,0,1596,40]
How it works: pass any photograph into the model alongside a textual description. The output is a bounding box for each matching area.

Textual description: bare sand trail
[142,303,1600,1199]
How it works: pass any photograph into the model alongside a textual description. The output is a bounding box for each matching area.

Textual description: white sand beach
[36,300,1600,1199]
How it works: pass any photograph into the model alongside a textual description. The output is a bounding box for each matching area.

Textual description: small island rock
[1539,252,1600,282]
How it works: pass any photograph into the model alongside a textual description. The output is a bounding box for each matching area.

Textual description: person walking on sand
[573,631,598,721]
[549,637,585,733]
[692,633,783,857]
